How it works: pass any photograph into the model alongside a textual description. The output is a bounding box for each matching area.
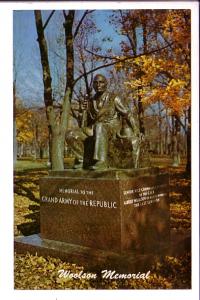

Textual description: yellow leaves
[114,10,191,117]
[16,107,49,146]
[16,110,35,143]
[37,256,47,265]
[162,10,190,47]
[120,51,190,116]
[133,56,144,67]
[168,79,186,89]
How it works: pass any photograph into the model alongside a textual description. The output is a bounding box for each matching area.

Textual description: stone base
[14,234,163,273]
[14,231,190,273]
[39,168,170,253]
[14,167,190,276]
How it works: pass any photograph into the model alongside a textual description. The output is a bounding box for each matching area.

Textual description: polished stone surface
[14,234,161,273]
[14,230,190,273]
[40,169,169,253]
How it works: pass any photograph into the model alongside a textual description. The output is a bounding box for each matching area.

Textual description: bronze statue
[66,74,141,170]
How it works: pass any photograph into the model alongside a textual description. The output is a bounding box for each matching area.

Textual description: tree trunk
[63,10,75,91]
[35,10,55,167]
[13,120,17,163]
[46,90,71,170]
[39,147,44,159]
[136,21,147,136]
[186,106,191,174]
[34,11,53,107]
[51,131,65,170]
[171,115,181,166]
[48,125,52,165]
[164,125,168,155]
[35,10,72,170]
[158,101,163,155]
[164,108,171,155]
[137,88,145,135]
[33,123,39,159]
[19,143,23,158]
[13,83,17,163]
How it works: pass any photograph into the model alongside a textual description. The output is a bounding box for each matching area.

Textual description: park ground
[14,156,191,289]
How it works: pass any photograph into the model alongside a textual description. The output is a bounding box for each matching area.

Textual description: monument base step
[14,231,190,273]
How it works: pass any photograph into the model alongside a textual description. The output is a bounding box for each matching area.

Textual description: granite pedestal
[15,168,171,272]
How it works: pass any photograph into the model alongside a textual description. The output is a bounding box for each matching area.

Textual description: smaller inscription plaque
[120,175,169,253]
[123,183,167,207]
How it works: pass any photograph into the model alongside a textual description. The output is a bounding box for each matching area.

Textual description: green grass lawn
[14,159,49,171]
[14,157,75,171]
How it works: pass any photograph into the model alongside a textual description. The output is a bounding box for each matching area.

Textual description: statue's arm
[114,96,139,134]
[114,96,129,116]
[80,95,90,128]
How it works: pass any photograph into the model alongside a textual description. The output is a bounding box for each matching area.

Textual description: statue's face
[93,75,107,94]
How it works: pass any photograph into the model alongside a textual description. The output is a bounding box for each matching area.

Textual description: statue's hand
[81,99,88,110]
[82,126,93,137]
[81,94,89,111]
[139,132,145,142]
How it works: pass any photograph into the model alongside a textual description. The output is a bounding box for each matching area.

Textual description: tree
[34,10,72,170]
[13,45,23,162]
[15,101,35,158]
[47,10,101,127]
[15,100,49,159]
[34,10,101,170]
[112,9,191,170]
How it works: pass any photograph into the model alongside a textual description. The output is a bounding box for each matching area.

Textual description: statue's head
[93,74,108,94]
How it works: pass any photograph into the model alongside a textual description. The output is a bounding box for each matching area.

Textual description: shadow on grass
[17,218,40,236]
[16,203,40,236]
[15,183,39,204]
[14,170,48,204]
[14,170,48,236]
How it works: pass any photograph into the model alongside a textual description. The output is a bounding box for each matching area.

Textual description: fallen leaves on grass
[170,201,191,232]
[14,171,47,236]
[14,253,95,290]
[14,252,191,289]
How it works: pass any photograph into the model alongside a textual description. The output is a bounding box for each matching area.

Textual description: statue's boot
[73,159,83,169]
[89,160,108,170]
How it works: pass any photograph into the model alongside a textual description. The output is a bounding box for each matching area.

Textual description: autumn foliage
[115,9,191,116]
[15,101,49,158]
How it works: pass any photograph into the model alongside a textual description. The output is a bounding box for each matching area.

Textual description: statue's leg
[90,122,108,170]
[65,129,87,169]
[131,137,140,169]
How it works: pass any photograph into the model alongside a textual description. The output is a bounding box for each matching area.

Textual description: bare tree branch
[85,48,117,61]
[34,10,53,107]
[43,10,55,31]
[175,115,187,133]
[49,48,65,62]
[74,42,174,86]
[74,10,95,39]
[119,10,137,56]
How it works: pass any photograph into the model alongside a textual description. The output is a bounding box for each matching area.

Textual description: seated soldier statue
[66,74,141,170]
